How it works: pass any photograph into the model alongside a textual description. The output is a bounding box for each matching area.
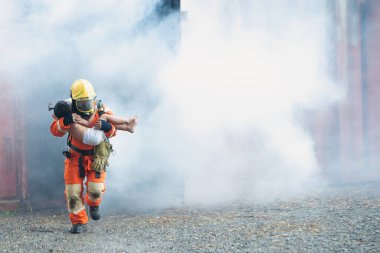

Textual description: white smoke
[0,0,341,210]
[154,0,342,205]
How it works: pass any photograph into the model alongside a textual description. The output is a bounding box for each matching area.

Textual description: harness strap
[78,155,85,178]
[69,144,95,156]
[69,143,95,178]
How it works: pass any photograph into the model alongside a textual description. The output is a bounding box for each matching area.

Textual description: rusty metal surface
[0,83,28,210]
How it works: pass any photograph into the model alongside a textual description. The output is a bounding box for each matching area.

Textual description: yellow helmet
[70,79,96,100]
[70,79,97,113]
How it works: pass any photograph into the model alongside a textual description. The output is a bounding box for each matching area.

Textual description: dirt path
[1,183,379,252]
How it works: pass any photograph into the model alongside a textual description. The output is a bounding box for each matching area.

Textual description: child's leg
[99,114,129,125]
[114,117,137,133]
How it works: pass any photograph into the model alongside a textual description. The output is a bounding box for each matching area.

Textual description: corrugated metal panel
[365,1,380,176]
[318,0,380,182]
[310,0,379,183]
[337,0,366,181]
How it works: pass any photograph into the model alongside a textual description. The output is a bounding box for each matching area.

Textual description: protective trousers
[64,153,106,225]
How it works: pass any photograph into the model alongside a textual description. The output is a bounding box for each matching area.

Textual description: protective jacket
[50,105,116,225]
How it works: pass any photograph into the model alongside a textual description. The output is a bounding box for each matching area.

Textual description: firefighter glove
[92,141,113,173]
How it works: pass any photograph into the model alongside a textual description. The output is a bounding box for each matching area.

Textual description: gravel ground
[0,183,379,253]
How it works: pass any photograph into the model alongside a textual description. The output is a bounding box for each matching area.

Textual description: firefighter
[50,79,116,234]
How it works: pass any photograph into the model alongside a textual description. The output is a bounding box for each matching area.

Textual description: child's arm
[72,113,91,127]
[87,106,98,125]
[72,105,99,127]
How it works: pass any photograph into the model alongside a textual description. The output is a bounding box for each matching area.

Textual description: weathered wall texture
[0,82,28,210]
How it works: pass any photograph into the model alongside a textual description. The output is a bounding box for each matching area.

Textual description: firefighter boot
[90,206,101,221]
[70,224,87,234]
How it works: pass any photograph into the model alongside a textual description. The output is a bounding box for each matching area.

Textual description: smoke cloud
[155,0,342,205]
[0,0,341,211]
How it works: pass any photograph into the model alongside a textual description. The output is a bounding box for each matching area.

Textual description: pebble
[0,183,379,252]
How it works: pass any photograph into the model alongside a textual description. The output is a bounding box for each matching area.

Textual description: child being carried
[51,99,137,146]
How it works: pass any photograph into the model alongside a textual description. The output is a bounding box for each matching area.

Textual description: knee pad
[87,182,105,202]
[66,184,85,214]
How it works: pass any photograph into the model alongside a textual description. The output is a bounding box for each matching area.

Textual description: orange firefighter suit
[50,103,116,225]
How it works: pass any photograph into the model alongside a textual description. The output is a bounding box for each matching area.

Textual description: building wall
[0,0,378,211]
[0,83,29,211]
[316,0,380,182]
